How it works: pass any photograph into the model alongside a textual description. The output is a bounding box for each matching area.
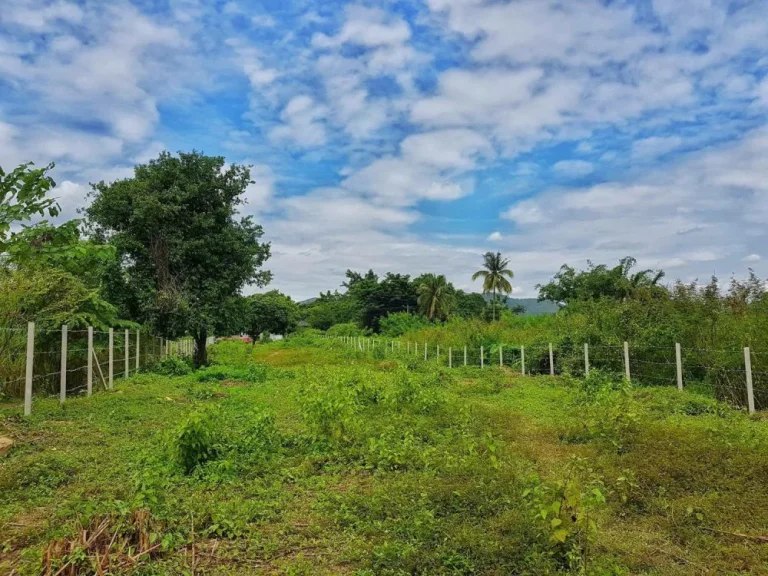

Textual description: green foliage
[195,363,268,384]
[86,151,272,365]
[537,256,665,304]
[379,312,429,337]
[153,356,193,376]
[0,162,58,253]
[175,407,222,474]
[416,273,455,321]
[245,290,299,341]
[326,322,365,337]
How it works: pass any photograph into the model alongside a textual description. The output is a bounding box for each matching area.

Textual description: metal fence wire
[329,335,765,413]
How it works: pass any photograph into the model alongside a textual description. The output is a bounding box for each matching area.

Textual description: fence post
[584,343,589,376]
[87,326,93,397]
[675,343,683,391]
[136,331,140,371]
[549,343,554,376]
[499,345,503,367]
[437,345,440,359]
[449,347,452,368]
[464,346,467,366]
[481,346,484,369]
[60,325,67,405]
[407,341,410,353]
[744,347,755,414]
[623,341,630,382]
[424,342,428,361]
[521,345,525,375]
[24,322,34,416]
[125,329,130,378]
[109,328,114,390]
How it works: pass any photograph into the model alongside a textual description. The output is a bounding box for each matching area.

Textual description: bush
[175,408,222,473]
[154,356,193,376]
[379,312,429,337]
[327,322,365,338]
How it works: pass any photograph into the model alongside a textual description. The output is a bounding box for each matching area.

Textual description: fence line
[1,324,199,416]
[328,335,762,414]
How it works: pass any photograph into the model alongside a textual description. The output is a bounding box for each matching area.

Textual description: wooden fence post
[24,322,34,416]
[60,325,67,404]
[124,329,129,378]
[584,343,589,376]
[549,343,554,376]
[87,326,93,397]
[109,328,114,390]
[675,343,683,391]
[623,341,630,382]
[744,347,755,414]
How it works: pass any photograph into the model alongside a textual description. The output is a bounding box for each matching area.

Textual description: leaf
[552,529,569,543]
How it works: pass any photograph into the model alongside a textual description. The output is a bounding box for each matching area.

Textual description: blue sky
[2,0,768,299]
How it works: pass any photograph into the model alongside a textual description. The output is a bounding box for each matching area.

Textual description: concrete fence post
[464,346,467,367]
[424,342,428,361]
[437,345,440,359]
[499,345,503,367]
[449,347,452,368]
[109,328,114,390]
[87,326,93,397]
[60,325,67,404]
[549,343,554,376]
[124,329,130,378]
[584,343,590,376]
[24,322,34,416]
[136,331,140,371]
[744,347,755,414]
[481,346,484,369]
[521,345,525,375]
[675,343,683,391]
[624,341,631,382]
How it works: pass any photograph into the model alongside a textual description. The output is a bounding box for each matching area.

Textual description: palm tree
[472,252,514,321]
[417,274,453,321]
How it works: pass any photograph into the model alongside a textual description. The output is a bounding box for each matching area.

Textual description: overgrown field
[2,339,767,575]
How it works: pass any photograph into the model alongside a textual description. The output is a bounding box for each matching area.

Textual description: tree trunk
[194,327,207,368]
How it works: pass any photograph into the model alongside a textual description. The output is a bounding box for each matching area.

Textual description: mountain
[481,294,559,315]
[299,297,318,306]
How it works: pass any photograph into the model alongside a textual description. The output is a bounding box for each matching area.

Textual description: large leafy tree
[537,256,665,304]
[416,274,454,321]
[245,290,299,342]
[85,151,272,366]
[471,252,514,321]
[345,270,418,331]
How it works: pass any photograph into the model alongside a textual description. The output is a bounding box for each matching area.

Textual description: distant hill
[481,295,559,316]
[299,297,317,306]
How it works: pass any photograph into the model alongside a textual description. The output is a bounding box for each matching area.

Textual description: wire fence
[0,323,197,415]
[327,335,767,414]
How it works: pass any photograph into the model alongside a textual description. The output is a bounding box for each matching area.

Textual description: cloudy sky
[2,0,767,300]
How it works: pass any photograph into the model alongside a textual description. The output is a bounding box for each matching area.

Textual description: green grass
[2,339,767,575]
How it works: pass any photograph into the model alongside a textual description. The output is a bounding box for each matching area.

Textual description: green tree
[471,252,514,321]
[345,270,418,331]
[537,257,665,304]
[454,290,487,319]
[1,162,58,256]
[245,290,299,342]
[416,274,454,321]
[85,151,272,366]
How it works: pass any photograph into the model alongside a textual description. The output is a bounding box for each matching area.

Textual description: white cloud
[312,6,411,49]
[553,160,594,177]
[269,96,327,148]
[743,254,761,263]
[242,164,276,216]
[632,136,684,160]
[251,14,275,27]
[400,129,493,170]
[227,38,279,88]
[487,231,503,242]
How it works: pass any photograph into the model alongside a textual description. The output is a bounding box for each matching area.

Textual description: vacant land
[2,339,767,575]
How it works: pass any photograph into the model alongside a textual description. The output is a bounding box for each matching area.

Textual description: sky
[1,0,767,300]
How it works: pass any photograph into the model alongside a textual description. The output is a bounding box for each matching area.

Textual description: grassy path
[1,340,767,574]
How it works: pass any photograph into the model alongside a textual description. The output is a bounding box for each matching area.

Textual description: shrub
[175,408,222,473]
[153,356,193,376]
